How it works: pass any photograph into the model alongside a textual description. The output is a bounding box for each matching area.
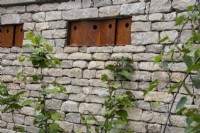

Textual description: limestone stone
[42,29,67,39]
[66,113,81,123]
[92,53,110,60]
[46,11,62,21]
[73,61,88,68]
[94,0,112,7]
[90,79,107,87]
[180,30,192,43]
[46,99,62,110]
[170,63,187,72]
[61,101,79,112]
[131,22,151,31]
[99,5,121,17]
[82,0,93,8]
[83,70,96,79]
[121,2,146,15]
[63,68,82,78]
[26,126,40,133]
[0,7,6,14]
[32,12,45,22]
[88,61,105,69]
[171,73,185,82]
[48,68,63,76]
[172,0,196,11]
[160,30,178,43]
[1,14,20,24]
[132,15,147,21]
[62,8,98,20]
[164,12,177,21]
[79,103,102,115]
[152,21,181,31]
[25,117,34,125]
[60,60,73,68]
[2,66,22,75]
[55,39,66,47]
[111,53,132,60]
[151,112,168,124]
[148,124,161,133]
[113,0,139,4]
[58,1,82,10]
[127,108,142,120]
[71,79,89,86]
[113,45,145,53]
[149,13,164,21]
[139,62,162,71]
[56,74,71,84]
[23,23,35,31]
[25,84,41,91]
[54,53,68,60]
[49,21,67,29]
[144,91,173,103]
[141,111,153,122]
[56,121,74,132]
[68,53,92,60]
[150,0,172,13]
[96,70,113,79]
[161,126,185,133]
[87,47,113,53]
[128,71,151,81]
[21,107,35,116]
[40,3,59,11]
[1,113,13,122]
[69,94,86,102]
[131,32,159,45]
[20,13,33,22]
[152,71,169,82]
[86,95,105,103]
[14,114,25,124]
[35,22,49,31]
[133,53,157,61]
[6,6,25,13]
[127,121,147,132]
[122,81,138,90]
[27,4,40,12]
[64,47,79,53]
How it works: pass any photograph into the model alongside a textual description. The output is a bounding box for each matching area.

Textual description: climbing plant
[18,31,66,133]
[80,57,135,133]
[144,0,200,133]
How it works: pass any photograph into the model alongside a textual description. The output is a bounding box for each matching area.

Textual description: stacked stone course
[0,0,198,133]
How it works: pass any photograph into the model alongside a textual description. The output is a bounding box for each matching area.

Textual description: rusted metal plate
[116,18,131,46]
[99,19,115,46]
[69,21,84,46]
[14,24,24,47]
[0,25,14,47]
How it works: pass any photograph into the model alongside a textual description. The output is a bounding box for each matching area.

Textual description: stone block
[40,3,59,11]
[131,32,159,45]
[58,0,82,10]
[131,22,151,31]
[1,14,20,24]
[172,0,196,11]
[46,11,62,21]
[79,103,102,115]
[32,12,45,22]
[68,53,92,60]
[121,2,146,15]
[61,101,79,112]
[94,0,112,7]
[99,5,121,17]
[150,0,172,13]
[66,113,81,123]
[88,61,105,69]
[144,91,173,103]
[46,99,62,110]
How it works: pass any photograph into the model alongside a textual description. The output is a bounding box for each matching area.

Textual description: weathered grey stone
[99,5,121,17]
[92,53,110,61]
[160,30,178,43]
[64,47,79,53]
[6,6,25,13]
[146,44,163,53]
[170,63,187,72]
[42,29,67,39]
[127,121,147,132]
[161,126,185,133]
[141,111,153,122]
[27,4,40,12]
[164,12,177,21]
[113,0,139,4]
[0,7,6,14]
[57,121,74,132]
[111,53,132,60]
[46,11,62,21]
[127,108,142,120]
[83,70,96,79]
[79,103,102,115]
[61,101,79,112]
[172,0,196,11]
[20,13,33,22]
[35,22,49,31]
[1,14,20,24]
[152,21,182,31]
[88,61,105,69]
[122,81,138,90]
[133,53,157,61]
[148,124,161,133]
[58,0,82,10]
[139,62,162,71]
[48,68,63,76]
[149,13,164,21]
[90,79,107,87]
[23,23,35,31]
[131,22,151,31]
[82,0,93,8]
[66,113,81,123]
[94,0,112,7]
[73,61,88,68]
[170,115,187,127]
[68,53,92,60]
[25,84,41,91]
[40,3,59,11]
[2,66,22,75]
[131,32,159,45]
[55,39,66,47]
[171,72,185,82]
[145,91,173,103]
[71,79,89,86]
[121,2,146,15]
[32,12,45,22]
[54,53,69,60]
[132,15,147,21]
[1,113,13,122]
[86,95,105,103]
[150,0,172,13]
[69,94,86,102]
[14,114,25,124]
[96,70,113,79]
[60,60,73,68]
[63,68,82,78]
[128,71,151,81]
[87,47,113,53]
[46,99,62,110]
[152,71,169,82]
[62,8,98,20]
[180,30,192,43]
[25,116,34,125]
[21,107,35,116]
[48,21,67,29]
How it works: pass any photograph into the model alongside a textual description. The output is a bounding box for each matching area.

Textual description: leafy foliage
[80,57,135,133]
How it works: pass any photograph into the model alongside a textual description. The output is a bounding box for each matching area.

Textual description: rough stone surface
[1,14,20,24]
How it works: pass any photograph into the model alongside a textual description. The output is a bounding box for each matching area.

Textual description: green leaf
[119,70,130,78]
[49,123,61,132]
[159,36,169,43]
[143,80,159,96]
[116,110,128,118]
[154,55,162,64]
[182,83,193,97]
[18,56,26,62]
[26,31,35,40]
[176,15,186,25]
[113,119,126,125]
[23,99,34,106]
[183,53,195,69]
[176,96,187,112]
[168,82,182,94]
[191,70,200,89]
[51,112,61,120]
[101,74,108,82]
[42,42,53,52]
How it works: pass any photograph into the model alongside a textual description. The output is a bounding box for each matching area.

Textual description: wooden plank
[14,24,24,47]
[0,25,14,47]
[116,18,131,46]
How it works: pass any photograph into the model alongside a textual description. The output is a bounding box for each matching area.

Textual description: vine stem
[163,56,200,133]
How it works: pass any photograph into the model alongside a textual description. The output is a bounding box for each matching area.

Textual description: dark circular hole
[20,28,23,32]
[74,26,77,30]
[125,23,129,28]
[7,29,9,33]
[93,25,97,30]
[109,24,112,28]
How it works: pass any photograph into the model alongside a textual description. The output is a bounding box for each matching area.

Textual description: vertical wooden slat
[14,24,24,47]
[116,18,131,46]
[70,21,84,46]
[0,25,14,47]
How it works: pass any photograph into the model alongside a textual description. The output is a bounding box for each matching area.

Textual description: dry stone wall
[0,0,197,133]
